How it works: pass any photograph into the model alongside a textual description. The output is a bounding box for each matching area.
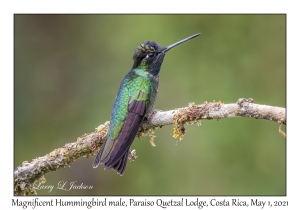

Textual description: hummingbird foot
[144,109,160,123]
[138,109,161,136]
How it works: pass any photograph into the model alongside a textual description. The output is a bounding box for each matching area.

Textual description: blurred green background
[14,15,286,195]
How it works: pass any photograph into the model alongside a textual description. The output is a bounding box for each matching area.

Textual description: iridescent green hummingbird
[93,33,200,175]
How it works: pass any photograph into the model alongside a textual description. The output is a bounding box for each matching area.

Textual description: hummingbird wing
[104,99,146,174]
[92,99,145,175]
[93,74,154,175]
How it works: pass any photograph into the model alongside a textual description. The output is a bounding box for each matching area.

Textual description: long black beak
[163,33,201,52]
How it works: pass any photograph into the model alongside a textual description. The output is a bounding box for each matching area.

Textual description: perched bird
[93,33,200,175]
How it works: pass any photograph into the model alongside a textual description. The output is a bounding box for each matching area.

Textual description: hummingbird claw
[145,109,160,122]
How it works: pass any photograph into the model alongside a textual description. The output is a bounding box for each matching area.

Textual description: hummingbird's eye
[146,52,155,58]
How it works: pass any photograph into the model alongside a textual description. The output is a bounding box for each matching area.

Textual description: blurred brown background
[14,14,286,195]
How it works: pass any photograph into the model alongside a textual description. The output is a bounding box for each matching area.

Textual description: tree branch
[14,98,286,195]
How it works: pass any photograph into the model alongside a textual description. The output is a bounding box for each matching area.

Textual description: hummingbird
[93,33,200,175]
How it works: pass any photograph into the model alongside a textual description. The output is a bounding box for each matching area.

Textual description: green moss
[172,102,223,140]
[138,127,157,147]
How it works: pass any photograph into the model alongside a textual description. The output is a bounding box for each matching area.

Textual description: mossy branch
[14,98,286,195]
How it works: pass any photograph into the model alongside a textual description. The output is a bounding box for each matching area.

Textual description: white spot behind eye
[146,52,155,58]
